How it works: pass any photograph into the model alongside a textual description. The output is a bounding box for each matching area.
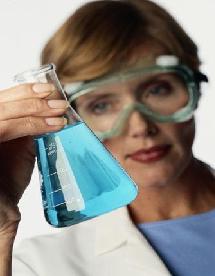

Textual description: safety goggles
[64,55,208,140]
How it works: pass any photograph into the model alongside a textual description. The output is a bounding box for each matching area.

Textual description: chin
[129,169,172,188]
[125,158,181,189]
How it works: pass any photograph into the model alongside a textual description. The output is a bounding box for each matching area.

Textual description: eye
[146,81,172,96]
[88,100,112,114]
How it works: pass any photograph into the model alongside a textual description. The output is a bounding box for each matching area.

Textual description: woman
[0,0,214,275]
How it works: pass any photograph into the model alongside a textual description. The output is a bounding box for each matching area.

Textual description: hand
[0,83,68,236]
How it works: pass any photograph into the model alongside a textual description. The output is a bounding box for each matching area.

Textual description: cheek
[154,120,196,185]
[163,119,195,158]
[103,139,124,163]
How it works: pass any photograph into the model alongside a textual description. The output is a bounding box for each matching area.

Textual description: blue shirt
[137,209,215,276]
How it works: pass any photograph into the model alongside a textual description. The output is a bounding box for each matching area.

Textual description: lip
[127,144,171,163]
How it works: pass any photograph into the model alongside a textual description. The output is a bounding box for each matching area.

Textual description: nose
[124,110,158,138]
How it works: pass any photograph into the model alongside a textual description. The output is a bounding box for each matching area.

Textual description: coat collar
[94,207,129,255]
[94,207,171,275]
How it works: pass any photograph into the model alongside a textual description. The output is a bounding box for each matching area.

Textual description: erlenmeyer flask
[14,64,138,227]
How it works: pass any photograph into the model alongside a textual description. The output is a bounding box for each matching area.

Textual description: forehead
[122,43,168,68]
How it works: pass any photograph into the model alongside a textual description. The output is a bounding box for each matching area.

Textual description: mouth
[127,144,171,163]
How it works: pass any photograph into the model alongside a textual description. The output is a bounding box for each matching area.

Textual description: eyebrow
[76,73,177,105]
[76,92,120,106]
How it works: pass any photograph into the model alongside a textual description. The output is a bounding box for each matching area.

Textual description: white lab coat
[13,207,171,275]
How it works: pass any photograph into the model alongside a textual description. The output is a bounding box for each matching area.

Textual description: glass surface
[14,64,138,227]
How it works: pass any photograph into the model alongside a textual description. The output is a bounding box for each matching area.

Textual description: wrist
[0,201,21,235]
[0,235,14,276]
[0,221,19,242]
[0,205,20,240]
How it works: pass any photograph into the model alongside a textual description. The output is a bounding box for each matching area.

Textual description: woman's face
[75,51,196,189]
[77,91,195,189]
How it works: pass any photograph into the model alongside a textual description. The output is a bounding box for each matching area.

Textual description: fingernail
[33,83,56,93]
[47,100,69,109]
[45,117,67,126]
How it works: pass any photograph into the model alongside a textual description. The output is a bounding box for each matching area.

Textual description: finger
[0,116,67,142]
[0,83,56,103]
[0,99,68,121]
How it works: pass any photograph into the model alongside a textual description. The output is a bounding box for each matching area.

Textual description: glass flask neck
[14,63,83,127]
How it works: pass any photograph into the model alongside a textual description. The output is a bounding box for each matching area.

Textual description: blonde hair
[41,0,200,84]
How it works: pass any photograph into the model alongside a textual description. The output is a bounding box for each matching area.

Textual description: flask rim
[14,63,56,82]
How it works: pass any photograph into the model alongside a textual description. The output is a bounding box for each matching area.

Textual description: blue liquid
[35,121,138,227]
